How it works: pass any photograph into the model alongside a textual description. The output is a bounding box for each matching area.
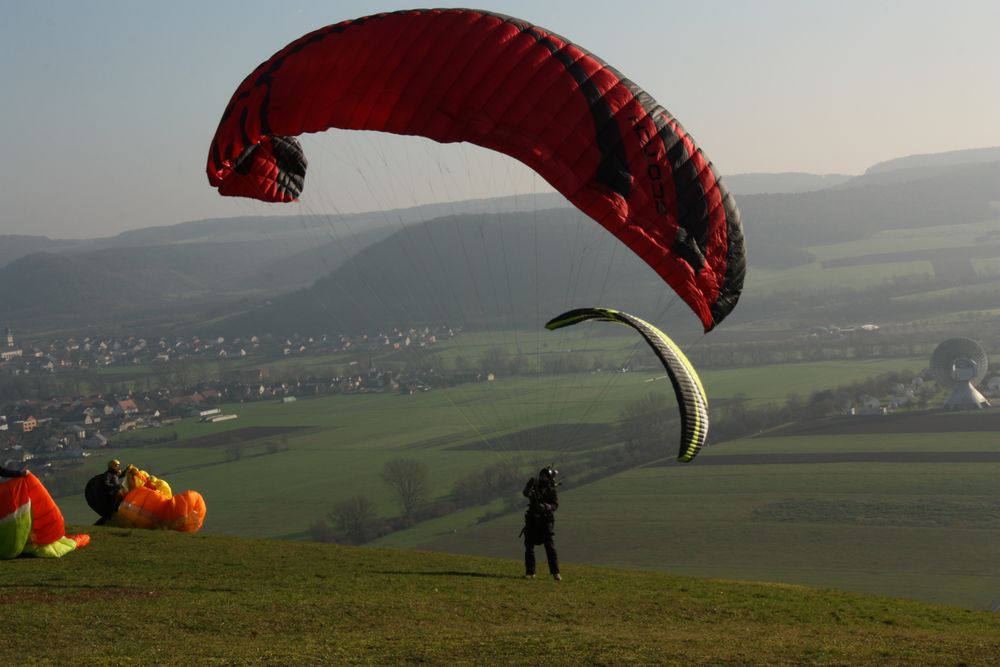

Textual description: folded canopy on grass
[1,473,89,558]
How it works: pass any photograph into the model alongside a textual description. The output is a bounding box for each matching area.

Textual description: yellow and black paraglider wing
[545,307,709,462]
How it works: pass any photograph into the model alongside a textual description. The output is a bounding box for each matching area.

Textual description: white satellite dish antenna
[930,338,991,410]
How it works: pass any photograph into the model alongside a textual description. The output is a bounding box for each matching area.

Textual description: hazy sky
[2,1,997,239]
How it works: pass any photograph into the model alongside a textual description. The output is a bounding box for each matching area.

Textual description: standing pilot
[521,467,561,581]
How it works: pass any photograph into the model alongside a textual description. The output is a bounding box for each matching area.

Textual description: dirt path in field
[767,410,1000,437]
[654,450,1000,467]
[167,426,309,448]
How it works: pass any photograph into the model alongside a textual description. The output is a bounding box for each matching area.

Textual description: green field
[51,354,1000,611]
[59,356,926,530]
[375,427,1000,610]
[749,219,1000,295]
[3,530,999,665]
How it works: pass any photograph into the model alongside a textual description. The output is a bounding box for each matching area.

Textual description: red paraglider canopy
[207,8,745,331]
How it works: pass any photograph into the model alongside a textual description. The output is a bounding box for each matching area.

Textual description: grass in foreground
[2,528,999,665]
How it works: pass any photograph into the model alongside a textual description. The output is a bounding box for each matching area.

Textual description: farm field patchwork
[51,355,1000,610]
[749,219,1000,296]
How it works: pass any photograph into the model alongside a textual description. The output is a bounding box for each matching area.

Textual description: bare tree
[451,461,521,507]
[479,347,510,373]
[618,391,673,457]
[330,495,378,544]
[381,457,429,518]
[225,443,244,462]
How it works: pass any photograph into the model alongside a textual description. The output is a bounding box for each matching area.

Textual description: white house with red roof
[115,399,139,416]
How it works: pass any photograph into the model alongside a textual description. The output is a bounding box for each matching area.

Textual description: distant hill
[725,147,1000,194]
[725,172,852,194]
[0,234,86,268]
[741,160,1000,246]
[0,244,270,327]
[217,152,1000,337]
[0,239,358,332]
[0,194,571,269]
[0,195,574,328]
[0,216,313,271]
[837,147,1000,189]
[865,146,1000,174]
[213,208,676,336]
[5,147,999,337]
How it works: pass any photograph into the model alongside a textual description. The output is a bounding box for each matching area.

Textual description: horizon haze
[2,1,998,239]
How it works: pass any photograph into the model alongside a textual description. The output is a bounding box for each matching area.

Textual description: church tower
[0,326,21,361]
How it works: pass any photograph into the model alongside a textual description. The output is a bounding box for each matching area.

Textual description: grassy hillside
[3,529,999,665]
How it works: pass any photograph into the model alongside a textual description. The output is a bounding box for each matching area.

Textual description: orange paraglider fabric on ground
[24,472,67,546]
[118,485,206,532]
[0,473,89,558]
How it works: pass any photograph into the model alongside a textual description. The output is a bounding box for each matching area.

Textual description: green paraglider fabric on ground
[0,502,32,559]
